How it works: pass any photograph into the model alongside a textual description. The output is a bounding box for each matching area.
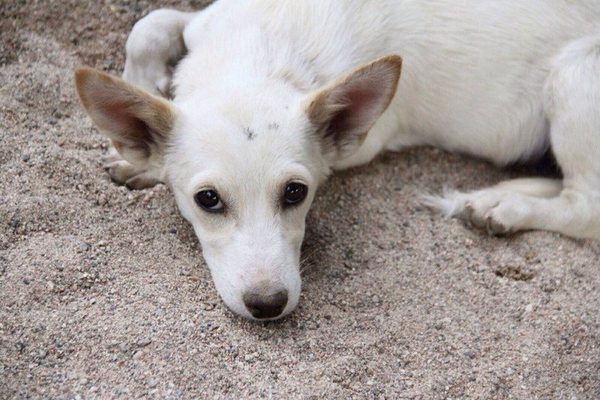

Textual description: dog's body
[75,0,600,319]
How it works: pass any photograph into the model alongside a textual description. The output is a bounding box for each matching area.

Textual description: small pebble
[525,303,534,313]
[78,242,90,253]
[15,341,26,352]
[464,349,476,359]
[137,337,152,347]
[96,195,108,206]
[21,154,30,162]
[477,264,490,273]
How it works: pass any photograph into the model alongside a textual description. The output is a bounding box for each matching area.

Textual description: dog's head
[75,55,401,320]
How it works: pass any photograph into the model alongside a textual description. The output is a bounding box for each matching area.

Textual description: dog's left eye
[283,182,307,206]
[194,189,225,213]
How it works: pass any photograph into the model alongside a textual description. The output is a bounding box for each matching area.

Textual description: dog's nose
[243,288,289,319]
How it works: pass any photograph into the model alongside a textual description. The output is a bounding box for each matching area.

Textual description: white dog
[75,0,600,320]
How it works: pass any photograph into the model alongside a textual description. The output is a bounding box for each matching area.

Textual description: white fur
[77,0,600,319]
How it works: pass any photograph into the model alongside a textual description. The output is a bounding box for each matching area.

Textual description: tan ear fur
[305,54,402,161]
[74,67,176,166]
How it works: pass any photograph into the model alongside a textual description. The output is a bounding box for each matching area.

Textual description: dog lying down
[75,0,600,320]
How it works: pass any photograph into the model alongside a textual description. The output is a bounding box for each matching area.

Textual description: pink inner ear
[94,86,136,129]
[329,80,383,136]
[93,89,152,146]
[109,106,136,129]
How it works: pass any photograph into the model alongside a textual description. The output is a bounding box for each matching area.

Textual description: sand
[1,1,599,398]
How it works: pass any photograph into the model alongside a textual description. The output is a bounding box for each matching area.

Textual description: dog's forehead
[169,97,317,186]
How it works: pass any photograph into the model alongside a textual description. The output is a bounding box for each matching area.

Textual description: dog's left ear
[304,54,402,163]
[74,67,176,167]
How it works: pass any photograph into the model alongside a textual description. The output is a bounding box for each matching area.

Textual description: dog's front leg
[122,9,198,98]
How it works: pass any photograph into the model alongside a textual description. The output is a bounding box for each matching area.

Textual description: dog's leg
[122,9,197,98]
[425,32,600,239]
[422,178,563,232]
[103,9,196,189]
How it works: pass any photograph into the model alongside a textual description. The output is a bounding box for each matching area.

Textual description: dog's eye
[194,190,224,212]
[283,182,307,206]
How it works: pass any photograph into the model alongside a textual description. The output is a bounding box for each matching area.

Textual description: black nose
[243,288,288,319]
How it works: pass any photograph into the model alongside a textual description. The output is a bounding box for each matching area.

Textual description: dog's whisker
[299,261,315,276]
[299,247,321,276]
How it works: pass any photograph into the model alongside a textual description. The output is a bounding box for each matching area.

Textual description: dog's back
[178,0,600,168]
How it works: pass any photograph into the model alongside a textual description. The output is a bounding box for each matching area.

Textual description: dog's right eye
[194,190,224,213]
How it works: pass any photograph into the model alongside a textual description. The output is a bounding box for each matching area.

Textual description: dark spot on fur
[243,127,255,140]
[268,122,279,130]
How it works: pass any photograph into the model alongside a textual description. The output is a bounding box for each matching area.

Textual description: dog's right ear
[74,67,176,167]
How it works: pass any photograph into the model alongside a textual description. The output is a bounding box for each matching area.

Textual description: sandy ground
[1,1,599,398]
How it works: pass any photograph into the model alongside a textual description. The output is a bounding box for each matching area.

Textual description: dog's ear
[304,54,402,163]
[74,67,176,167]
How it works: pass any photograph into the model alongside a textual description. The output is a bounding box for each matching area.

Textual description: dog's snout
[243,288,289,319]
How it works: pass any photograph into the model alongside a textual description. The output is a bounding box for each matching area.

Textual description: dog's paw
[482,208,511,236]
[104,160,161,190]
[125,171,162,190]
[422,189,514,236]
